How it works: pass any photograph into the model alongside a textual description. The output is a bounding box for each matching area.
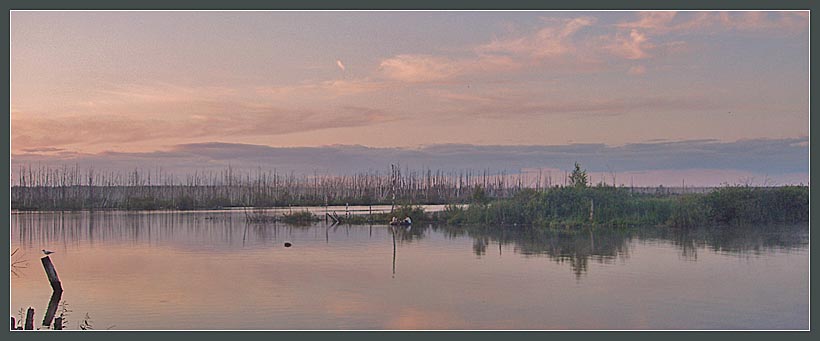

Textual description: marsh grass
[11,165,531,211]
[415,185,807,228]
[281,210,320,224]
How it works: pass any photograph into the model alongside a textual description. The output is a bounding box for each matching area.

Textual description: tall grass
[432,185,808,227]
[10,165,808,228]
[11,165,536,210]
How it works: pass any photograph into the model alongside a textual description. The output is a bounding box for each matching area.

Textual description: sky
[9,11,810,186]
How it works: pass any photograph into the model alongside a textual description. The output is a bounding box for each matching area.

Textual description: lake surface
[10,211,809,330]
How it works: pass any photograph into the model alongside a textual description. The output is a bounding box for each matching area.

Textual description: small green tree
[471,186,489,205]
[569,162,588,188]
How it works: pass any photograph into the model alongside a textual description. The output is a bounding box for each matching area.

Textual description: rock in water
[284,242,292,247]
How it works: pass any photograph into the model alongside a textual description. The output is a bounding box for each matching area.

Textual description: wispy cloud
[628,65,647,75]
[476,16,597,60]
[379,54,465,83]
[11,85,397,153]
[433,89,722,118]
[378,16,596,83]
[256,78,392,98]
[607,29,652,60]
[617,11,809,34]
[378,53,521,83]
[373,12,803,83]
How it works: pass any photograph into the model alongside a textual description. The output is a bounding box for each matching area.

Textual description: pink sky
[9,11,809,185]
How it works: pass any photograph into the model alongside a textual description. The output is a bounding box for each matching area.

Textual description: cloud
[607,29,652,60]
[434,91,722,118]
[257,78,392,98]
[479,16,596,59]
[628,65,647,75]
[379,54,464,83]
[375,12,801,82]
[618,11,809,34]
[10,80,402,152]
[378,16,596,83]
[11,137,809,186]
[616,11,678,32]
[11,103,396,152]
[20,147,66,153]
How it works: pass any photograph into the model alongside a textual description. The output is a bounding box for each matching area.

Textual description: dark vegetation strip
[10,165,808,228]
[433,185,808,228]
[241,185,808,228]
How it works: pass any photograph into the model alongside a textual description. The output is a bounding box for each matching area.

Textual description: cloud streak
[11,137,808,186]
[617,11,809,34]
[11,81,400,152]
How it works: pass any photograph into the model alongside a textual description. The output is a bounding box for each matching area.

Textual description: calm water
[10,211,809,330]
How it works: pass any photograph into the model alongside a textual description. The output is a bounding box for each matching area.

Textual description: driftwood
[326,212,341,224]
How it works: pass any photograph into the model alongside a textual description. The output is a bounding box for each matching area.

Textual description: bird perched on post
[42,249,54,255]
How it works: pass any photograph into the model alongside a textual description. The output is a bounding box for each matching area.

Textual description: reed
[10,164,808,228]
[429,185,808,228]
[10,165,556,210]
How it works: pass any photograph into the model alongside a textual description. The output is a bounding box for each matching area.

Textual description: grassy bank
[242,185,807,228]
[434,185,807,228]
[441,185,807,227]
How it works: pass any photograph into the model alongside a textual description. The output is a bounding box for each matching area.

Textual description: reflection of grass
[80,313,93,330]
[245,211,277,223]
[15,308,24,329]
[58,300,72,329]
[10,248,27,277]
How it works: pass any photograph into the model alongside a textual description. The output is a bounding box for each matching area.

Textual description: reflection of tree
[432,223,809,279]
[472,237,489,256]
[434,225,632,279]
[645,224,809,260]
[392,225,426,243]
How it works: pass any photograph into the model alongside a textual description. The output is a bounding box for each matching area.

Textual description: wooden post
[41,256,63,292]
[392,227,396,277]
[53,317,63,330]
[11,316,16,330]
[24,308,34,330]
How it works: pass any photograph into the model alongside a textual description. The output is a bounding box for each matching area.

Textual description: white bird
[41,249,54,255]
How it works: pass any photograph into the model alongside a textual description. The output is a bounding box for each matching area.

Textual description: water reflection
[434,224,808,278]
[10,211,809,330]
[11,211,808,279]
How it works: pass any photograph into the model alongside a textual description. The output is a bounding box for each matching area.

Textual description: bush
[281,210,318,224]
